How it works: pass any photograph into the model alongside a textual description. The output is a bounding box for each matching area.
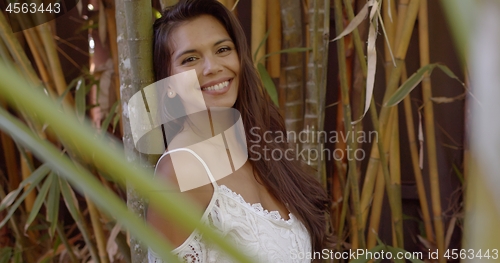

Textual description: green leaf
[385,63,437,107]
[75,78,86,121]
[46,172,61,237]
[24,173,53,232]
[385,63,464,107]
[253,28,271,62]
[0,164,50,210]
[257,63,279,106]
[436,64,465,86]
[59,176,100,262]
[101,100,120,133]
[0,247,13,263]
[0,165,48,228]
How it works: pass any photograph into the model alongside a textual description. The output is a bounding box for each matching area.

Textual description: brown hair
[153,0,331,255]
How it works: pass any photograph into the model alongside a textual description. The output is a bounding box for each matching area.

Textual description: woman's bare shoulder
[147,149,215,248]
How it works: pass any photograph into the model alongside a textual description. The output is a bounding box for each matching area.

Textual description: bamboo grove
[0,0,496,262]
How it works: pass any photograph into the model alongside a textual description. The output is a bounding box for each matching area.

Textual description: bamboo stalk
[389,109,402,247]
[279,0,305,135]
[251,0,266,64]
[266,0,281,79]
[401,65,434,243]
[366,105,396,248]
[102,0,123,137]
[418,0,445,260]
[85,195,110,263]
[20,152,36,213]
[383,0,398,81]
[118,0,157,260]
[338,0,397,247]
[0,12,42,88]
[366,165,384,248]
[360,0,421,248]
[21,28,56,98]
[36,23,74,106]
[303,0,329,182]
[333,0,365,249]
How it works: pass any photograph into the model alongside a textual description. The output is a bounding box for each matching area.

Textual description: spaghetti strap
[155,148,219,189]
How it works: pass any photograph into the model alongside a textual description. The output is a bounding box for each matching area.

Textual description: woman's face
[168,15,240,110]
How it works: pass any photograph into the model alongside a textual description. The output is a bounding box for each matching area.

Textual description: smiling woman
[147,0,332,262]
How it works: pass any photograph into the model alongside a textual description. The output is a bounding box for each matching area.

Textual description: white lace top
[148,148,312,263]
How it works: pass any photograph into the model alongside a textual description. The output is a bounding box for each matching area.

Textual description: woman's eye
[216,47,231,54]
[181,56,197,65]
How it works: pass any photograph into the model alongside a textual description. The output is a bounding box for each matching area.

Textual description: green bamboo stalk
[0,12,41,88]
[333,0,365,249]
[340,2,397,245]
[418,0,445,260]
[389,109,402,247]
[36,23,74,106]
[366,105,396,248]
[85,194,110,263]
[401,65,434,243]
[362,0,422,248]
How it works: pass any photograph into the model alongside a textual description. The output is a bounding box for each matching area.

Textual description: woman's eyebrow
[214,38,232,46]
[174,49,196,61]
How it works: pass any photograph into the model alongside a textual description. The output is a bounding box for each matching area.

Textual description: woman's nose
[202,56,223,76]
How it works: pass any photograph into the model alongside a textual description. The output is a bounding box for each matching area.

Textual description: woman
[147,0,331,262]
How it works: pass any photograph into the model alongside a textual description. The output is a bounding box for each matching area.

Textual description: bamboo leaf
[385,63,437,107]
[75,78,86,121]
[253,28,271,62]
[0,164,50,210]
[257,63,279,106]
[24,172,53,232]
[112,110,121,133]
[436,64,465,85]
[0,166,47,228]
[430,93,466,104]
[0,247,12,263]
[331,0,370,42]
[46,172,61,236]
[57,76,83,105]
[0,164,50,211]
[101,100,120,133]
[59,176,99,262]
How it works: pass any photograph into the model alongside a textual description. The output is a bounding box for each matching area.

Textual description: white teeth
[203,80,229,91]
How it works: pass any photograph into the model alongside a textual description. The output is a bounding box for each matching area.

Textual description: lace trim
[218,185,294,225]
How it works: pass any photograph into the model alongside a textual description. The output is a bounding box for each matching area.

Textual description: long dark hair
[153,0,331,255]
